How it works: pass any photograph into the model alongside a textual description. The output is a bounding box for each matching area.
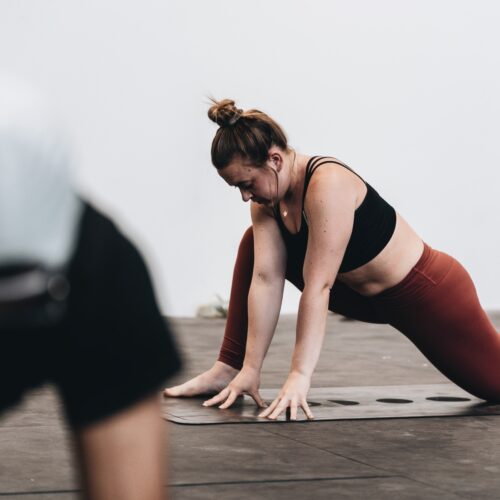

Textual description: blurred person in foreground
[0,74,181,500]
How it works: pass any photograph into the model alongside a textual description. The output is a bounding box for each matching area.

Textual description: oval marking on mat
[327,400,360,406]
[426,396,471,402]
[377,398,413,404]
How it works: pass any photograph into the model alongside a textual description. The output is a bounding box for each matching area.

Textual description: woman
[165,99,500,420]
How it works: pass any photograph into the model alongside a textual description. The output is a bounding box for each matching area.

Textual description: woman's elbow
[302,280,334,297]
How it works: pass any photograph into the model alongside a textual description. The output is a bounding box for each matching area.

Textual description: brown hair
[207,98,289,170]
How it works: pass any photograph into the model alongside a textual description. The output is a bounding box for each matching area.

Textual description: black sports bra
[274,156,397,273]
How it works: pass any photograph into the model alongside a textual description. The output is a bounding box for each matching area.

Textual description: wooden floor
[1,312,500,499]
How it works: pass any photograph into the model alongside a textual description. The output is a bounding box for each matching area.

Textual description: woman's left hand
[258,371,315,421]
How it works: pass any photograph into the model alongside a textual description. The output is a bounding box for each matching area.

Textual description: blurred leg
[75,394,167,500]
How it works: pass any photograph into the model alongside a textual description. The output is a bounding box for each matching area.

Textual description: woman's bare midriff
[337,211,425,297]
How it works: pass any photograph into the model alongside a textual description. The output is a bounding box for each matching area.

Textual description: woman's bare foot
[163,361,239,397]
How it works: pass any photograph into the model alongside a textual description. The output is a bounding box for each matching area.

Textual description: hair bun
[208,99,243,127]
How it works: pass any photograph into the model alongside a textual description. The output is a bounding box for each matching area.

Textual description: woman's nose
[240,188,252,202]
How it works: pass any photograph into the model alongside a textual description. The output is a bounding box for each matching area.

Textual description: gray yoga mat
[162,384,500,424]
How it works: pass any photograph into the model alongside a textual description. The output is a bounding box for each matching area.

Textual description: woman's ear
[268,150,284,172]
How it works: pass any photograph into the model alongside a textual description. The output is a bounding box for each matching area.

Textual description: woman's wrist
[241,361,262,375]
[289,367,314,379]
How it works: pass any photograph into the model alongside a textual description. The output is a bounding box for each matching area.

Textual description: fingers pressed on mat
[219,391,239,409]
[203,388,229,407]
[259,397,280,418]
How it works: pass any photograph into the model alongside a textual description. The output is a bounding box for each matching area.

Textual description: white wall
[1,0,498,315]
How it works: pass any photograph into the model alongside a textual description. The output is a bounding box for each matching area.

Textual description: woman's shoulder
[306,161,364,201]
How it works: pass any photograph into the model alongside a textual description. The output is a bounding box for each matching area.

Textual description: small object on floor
[162,384,500,425]
[196,294,228,319]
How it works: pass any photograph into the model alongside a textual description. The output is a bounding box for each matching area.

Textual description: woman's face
[219,158,278,206]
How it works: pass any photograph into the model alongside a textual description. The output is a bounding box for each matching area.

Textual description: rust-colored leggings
[218,227,500,401]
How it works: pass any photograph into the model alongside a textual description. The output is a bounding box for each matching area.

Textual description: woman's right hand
[202,366,266,409]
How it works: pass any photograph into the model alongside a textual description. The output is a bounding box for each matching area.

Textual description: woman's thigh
[373,246,500,401]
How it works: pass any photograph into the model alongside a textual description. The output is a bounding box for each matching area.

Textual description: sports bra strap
[275,156,369,233]
[302,156,367,208]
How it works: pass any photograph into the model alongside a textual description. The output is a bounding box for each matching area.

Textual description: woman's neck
[284,152,308,201]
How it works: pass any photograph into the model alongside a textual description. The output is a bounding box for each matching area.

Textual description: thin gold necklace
[281,151,297,218]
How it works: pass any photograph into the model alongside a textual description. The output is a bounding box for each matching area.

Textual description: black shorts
[0,202,181,428]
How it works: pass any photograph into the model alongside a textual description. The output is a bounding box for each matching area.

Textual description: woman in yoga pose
[165,99,500,420]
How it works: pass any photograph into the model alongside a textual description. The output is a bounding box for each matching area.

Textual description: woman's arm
[203,201,287,409]
[260,166,358,420]
[243,201,287,370]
